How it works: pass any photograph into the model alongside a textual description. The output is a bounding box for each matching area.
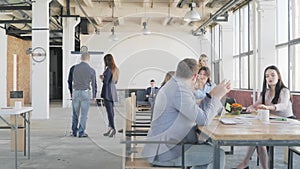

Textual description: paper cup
[257,109,269,123]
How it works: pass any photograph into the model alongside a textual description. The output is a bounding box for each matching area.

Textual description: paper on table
[220,118,244,125]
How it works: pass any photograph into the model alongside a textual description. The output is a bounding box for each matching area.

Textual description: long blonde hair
[104,54,119,82]
[198,54,208,69]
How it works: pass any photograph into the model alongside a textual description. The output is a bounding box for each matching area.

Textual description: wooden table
[0,107,33,169]
[198,115,300,169]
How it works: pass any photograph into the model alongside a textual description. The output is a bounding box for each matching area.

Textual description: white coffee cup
[257,109,269,123]
[14,101,22,109]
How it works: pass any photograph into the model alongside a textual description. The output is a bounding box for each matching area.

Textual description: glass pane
[290,0,300,40]
[211,28,216,61]
[277,0,288,43]
[214,26,220,60]
[249,3,253,50]
[290,43,300,91]
[249,54,254,89]
[241,6,248,53]
[234,12,240,55]
[241,56,248,88]
[233,57,240,88]
[276,46,289,87]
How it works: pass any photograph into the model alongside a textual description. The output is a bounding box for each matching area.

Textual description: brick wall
[227,90,254,107]
[7,36,31,106]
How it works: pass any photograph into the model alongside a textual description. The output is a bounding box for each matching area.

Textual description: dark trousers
[104,99,115,129]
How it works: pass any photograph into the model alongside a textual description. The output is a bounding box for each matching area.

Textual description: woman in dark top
[100,54,119,137]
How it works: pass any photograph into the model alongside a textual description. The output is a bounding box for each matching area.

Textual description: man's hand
[209,79,231,100]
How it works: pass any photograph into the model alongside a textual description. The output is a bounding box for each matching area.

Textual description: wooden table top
[198,114,300,141]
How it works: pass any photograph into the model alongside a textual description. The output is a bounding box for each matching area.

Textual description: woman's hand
[257,104,276,111]
[257,104,268,110]
[209,79,231,100]
[100,75,104,80]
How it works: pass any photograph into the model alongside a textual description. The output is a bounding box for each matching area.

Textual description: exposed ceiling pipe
[66,0,70,15]
[74,0,99,33]
[192,0,243,35]
[1,0,32,30]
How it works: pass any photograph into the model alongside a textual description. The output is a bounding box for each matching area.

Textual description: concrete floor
[1,102,299,169]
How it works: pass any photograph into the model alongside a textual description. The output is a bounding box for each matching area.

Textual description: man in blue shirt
[142,58,231,169]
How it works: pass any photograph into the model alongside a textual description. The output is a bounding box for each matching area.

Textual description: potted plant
[231,103,242,115]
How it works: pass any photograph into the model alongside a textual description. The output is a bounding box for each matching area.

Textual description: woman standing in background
[100,54,119,137]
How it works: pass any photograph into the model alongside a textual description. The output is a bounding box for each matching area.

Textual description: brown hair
[261,65,291,104]
[161,71,175,87]
[198,66,212,86]
[104,54,119,82]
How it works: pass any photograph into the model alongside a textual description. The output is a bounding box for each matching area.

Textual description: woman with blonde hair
[100,54,119,137]
[197,54,209,70]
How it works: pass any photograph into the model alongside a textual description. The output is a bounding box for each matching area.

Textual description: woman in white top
[237,65,295,169]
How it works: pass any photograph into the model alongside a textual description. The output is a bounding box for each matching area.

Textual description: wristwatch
[206,93,212,99]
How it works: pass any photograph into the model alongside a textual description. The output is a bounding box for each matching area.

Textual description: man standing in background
[71,52,97,137]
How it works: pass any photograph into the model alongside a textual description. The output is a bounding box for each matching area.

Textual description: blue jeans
[152,144,225,169]
[72,90,91,136]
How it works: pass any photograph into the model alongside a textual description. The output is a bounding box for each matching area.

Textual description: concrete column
[219,13,234,82]
[0,25,7,107]
[62,17,81,108]
[31,0,51,119]
[257,0,276,90]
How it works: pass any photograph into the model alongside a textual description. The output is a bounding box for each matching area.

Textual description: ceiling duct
[193,0,243,36]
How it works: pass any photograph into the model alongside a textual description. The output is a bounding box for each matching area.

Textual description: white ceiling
[0,0,243,44]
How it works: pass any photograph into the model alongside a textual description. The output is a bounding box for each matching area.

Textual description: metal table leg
[269,146,274,169]
[14,114,18,169]
[28,111,30,159]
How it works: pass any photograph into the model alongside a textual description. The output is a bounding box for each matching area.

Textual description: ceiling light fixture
[109,26,118,41]
[184,2,201,22]
[142,22,151,35]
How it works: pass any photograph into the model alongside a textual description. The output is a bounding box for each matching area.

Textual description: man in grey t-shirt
[71,52,97,137]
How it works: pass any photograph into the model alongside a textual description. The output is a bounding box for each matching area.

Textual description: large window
[290,0,300,40]
[290,44,300,91]
[232,2,253,89]
[276,0,300,92]
[276,46,289,85]
[276,0,288,44]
